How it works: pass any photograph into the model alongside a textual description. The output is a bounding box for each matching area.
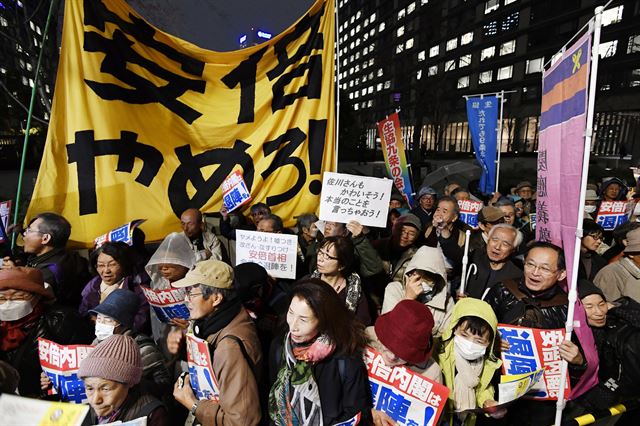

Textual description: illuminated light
[239,35,247,44]
[257,30,272,40]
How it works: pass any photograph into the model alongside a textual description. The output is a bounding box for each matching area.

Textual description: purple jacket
[78,272,151,333]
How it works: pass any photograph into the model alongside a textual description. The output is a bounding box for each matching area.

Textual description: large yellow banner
[27,0,335,246]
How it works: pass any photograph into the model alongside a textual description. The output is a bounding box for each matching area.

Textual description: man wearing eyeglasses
[483,241,587,425]
[1,212,90,309]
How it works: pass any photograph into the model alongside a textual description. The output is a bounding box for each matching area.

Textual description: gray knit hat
[78,335,142,386]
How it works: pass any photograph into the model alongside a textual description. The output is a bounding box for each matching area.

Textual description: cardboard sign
[0,394,89,426]
[221,170,252,213]
[595,201,628,231]
[498,325,570,400]
[38,338,95,404]
[235,230,298,279]
[319,172,392,228]
[0,200,10,244]
[186,334,220,402]
[140,286,190,323]
[94,219,146,248]
[365,347,449,426]
[457,199,484,229]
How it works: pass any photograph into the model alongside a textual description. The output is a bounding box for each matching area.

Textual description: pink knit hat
[78,335,142,386]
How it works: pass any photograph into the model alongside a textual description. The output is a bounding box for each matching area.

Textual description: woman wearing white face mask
[0,267,94,397]
[435,298,504,426]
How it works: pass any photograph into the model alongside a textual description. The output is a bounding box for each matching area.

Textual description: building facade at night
[337,0,640,160]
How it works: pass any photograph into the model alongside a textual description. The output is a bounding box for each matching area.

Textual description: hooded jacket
[597,177,629,201]
[382,246,453,338]
[435,298,501,426]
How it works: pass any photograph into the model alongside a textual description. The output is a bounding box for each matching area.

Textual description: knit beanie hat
[396,213,422,232]
[78,335,142,386]
[577,279,606,301]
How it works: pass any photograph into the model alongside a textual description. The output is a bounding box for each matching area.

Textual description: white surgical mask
[584,205,597,214]
[0,299,35,321]
[95,322,116,341]
[454,335,488,360]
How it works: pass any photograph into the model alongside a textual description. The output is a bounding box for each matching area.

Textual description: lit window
[505,0,517,4]
[485,0,499,14]
[429,45,439,57]
[377,83,383,90]
[354,104,359,110]
[421,0,429,4]
[356,24,361,32]
[445,60,456,71]
[369,58,375,66]
[481,46,495,61]
[479,70,493,84]
[19,59,25,69]
[30,21,35,31]
[350,16,355,24]
[350,41,355,49]
[446,38,458,51]
[459,54,471,68]
[500,40,516,55]
[370,29,376,36]
[599,40,618,58]
[379,22,386,32]
[355,90,360,97]
[457,76,470,88]
[398,9,406,20]
[497,65,513,80]
[407,2,416,14]
[428,65,438,76]
[0,67,6,74]
[396,44,404,54]
[501,11,519,31]
[461,31,474,45]
[368,72,373,79]
[349,80,354,87]
[602,6,624,27]
[406,38,414,49]
[22,76,28,86]
[356,38,361,46]
[377,68,384,77]
[363,33,369,41]
[364,18,369,27]
[370,13,376,22]
[418,50,426,61]
[397,26,405,37]
[368,86,374,94]
[368,100,374,107]
[417,69,423,80]
[0,17,8,27]
[627,35,640,54]
[484,21,497,36]
[26,62,33,71]
[356,11,362,20]
[355,52,360,59]
[384,80,391,89]
[526,57,544,74]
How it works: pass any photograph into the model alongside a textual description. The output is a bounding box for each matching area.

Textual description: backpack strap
[219,334,256,373]
[138,398,164,418]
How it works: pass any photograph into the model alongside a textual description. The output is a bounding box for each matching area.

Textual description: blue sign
[466,96,499,194]
[257,30,272,40]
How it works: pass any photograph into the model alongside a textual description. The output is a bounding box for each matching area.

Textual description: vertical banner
[535,29,598,398]
[27,0,336,246]
[466,96,498,194]
[377,112,415,208]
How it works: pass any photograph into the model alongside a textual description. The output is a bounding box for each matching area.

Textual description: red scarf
[0,302,45,351]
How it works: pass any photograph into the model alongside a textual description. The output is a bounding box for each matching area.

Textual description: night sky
[130,0,317,52]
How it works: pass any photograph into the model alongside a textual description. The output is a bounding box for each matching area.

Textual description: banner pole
[11,0,58,249]
[495,90,504,194]
[554,7,602,426]
[334,0,340,170]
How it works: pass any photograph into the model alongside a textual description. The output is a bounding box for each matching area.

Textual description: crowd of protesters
[1,175,640,426]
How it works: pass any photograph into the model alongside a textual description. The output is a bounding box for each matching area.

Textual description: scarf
[99,278,124,303]
[269,333,335,426]
[193,297,241,339]
[0,302,45,351]
[311,270,362,313]
[453,350,483,413]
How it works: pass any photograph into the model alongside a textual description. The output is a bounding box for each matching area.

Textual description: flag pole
[11,0,58,249]
[554,7,603,426]
[495,90,505,193]
[334,0,340,171]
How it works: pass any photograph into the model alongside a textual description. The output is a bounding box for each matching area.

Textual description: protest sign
[0,200,10,244]
[529,213,537,232]
[498,325,570,400]
[319,172,392,228]
[498,369,544,405]
[378,112,415,208]
[0,394,89,426]
[102,416,148,426]
[365,347,449,426]
[595,201,628,231]
[457,200,484,229]
[236,230,298,279]
[94,219,146,248]
[186,334,220,402]
[222,170,252,213]
[334,413,361,426]
[38,338,95,404]
[140,286,190,323]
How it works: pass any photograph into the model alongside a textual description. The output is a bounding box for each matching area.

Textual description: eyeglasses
[22,227,44,237]
[524,261,558,277]
[586,233,603,241]
[184,288,203,299]
[0,292,34,304]
[317,250,338,261]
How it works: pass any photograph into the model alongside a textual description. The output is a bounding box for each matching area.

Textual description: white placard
[319,172,392,228]
[235,230,298,279]
[0,394,89,426]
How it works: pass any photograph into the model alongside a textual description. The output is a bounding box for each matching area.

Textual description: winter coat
[78,273,151,333]
[435,298,501,426]
[410,205,435,229]
[594,257,640,302]
[464,249,522,299]
[195,308,263,426]
[365,327,443,383]
[0,303,94,397]
[578,250,607,282]
[372,237,419,283]
[381,246,453,338]
[423,223,467,270]
[184,227,223,262]
[87,388,168,426]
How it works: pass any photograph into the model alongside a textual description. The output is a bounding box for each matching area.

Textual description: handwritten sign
[498,325,570,400]
[365,347,449,426]
[319,172,392,228]
[235,230,297,279]
[186,334,220,402]
[222,170,252,213]
[140,285,190,323]
[457,200,483,229]
[94,219,146,248]
[595,201,628,231]
[38,338,95,404]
